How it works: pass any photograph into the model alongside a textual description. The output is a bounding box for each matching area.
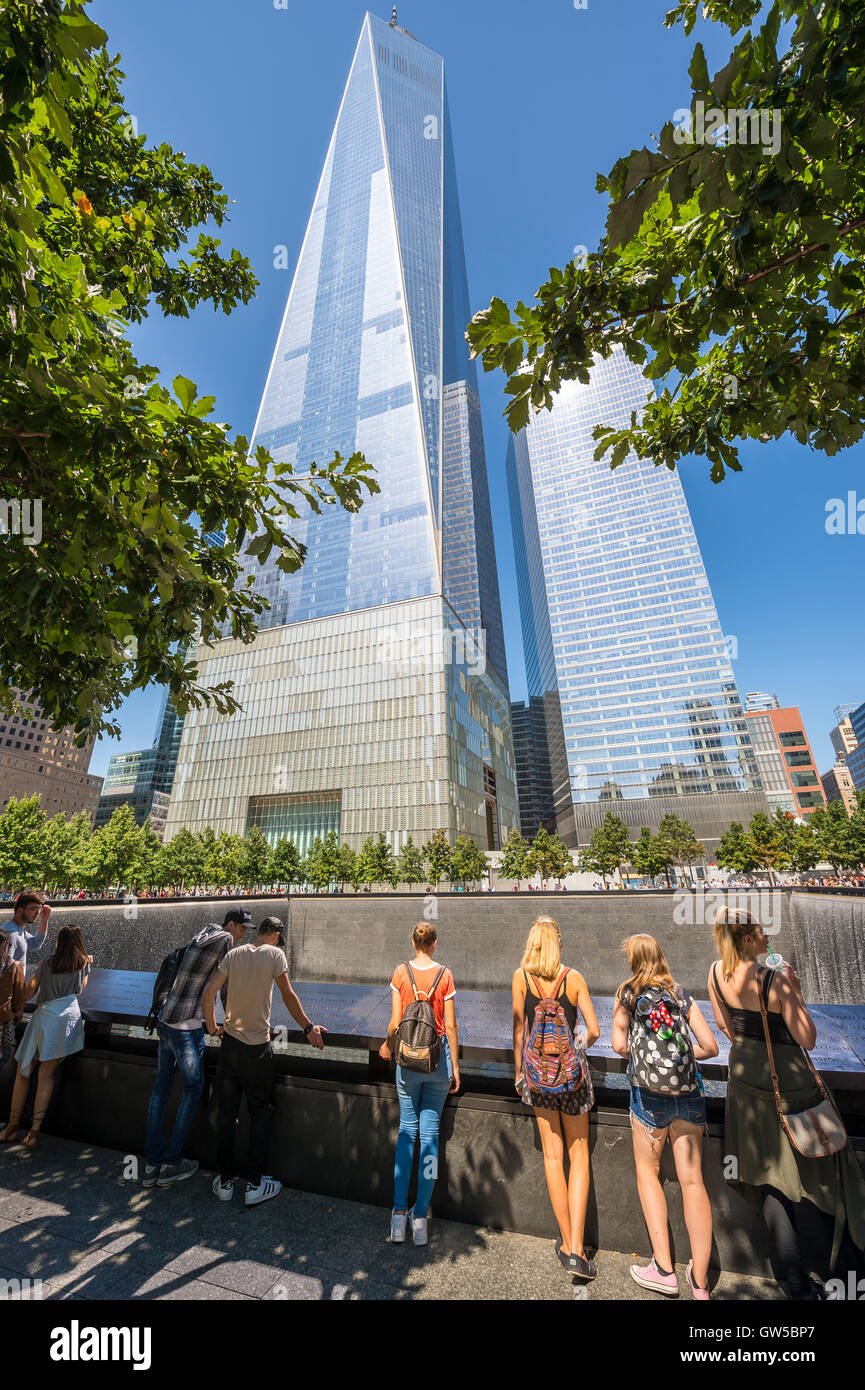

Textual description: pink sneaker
[686,1261,711,1301]
[629,1257,679,1296]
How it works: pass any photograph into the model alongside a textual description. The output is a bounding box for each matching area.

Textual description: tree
[268,838,301,891]
[770,809,819,877]
[206,832,245,891]
[41,810,93,895]
[84,803,141,893]
[657,814,705,887]
[239,827,271,891]
[367,832,395,890]
[0,794,48,889]
[397,836,426,891]
[468,1,865,487]
[423,830,452,888]
[0,0,377,741]
[716,821,758,877]
[356,836,378,891]
[347,845,368,894]
[156,827,204,893]
[133,820,163,893]
[500,828,529,882]
[303,838,331,893]
[578,813,632,887]
[335,843,357,892]
[524,827,573,886]
[848,792,865,871]
[631,826,672,884]
[810,799,861,873]
[196,827,218,889]
[745,811,789,886]
[450,835,488,890]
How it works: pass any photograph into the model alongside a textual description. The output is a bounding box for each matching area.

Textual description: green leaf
[172,375,197,412]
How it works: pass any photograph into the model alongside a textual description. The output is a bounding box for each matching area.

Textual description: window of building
[796,792,824,808]
[785,751,813,768]
[778,731,807,748]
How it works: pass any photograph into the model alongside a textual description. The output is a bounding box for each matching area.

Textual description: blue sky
[88,0,865,778]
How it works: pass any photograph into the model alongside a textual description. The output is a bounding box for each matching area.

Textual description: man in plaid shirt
[142,909,251,1188]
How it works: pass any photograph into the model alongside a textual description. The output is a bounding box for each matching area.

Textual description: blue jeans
[394,1038,452,1218]
[145,1023,206,1165]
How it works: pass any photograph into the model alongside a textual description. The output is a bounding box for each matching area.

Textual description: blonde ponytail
[713,905,755,979]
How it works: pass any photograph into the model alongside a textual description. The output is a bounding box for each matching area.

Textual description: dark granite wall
[26,890,857,1003]
[2,1045,862,1276]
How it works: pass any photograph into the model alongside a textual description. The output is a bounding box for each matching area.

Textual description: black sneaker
[141,1162,160,1188]
[156,1158,199,1187]
[555,1241,597,1280]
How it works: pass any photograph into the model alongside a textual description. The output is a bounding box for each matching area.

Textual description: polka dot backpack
[628,984,698,1095]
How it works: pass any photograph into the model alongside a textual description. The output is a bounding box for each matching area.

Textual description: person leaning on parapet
[0,891,51,970]
[612,934,718,1300]
[141,908,253,1191]
[1,924,91,1148]
[203,916,326,1208]
[708,906,865,1300]
[512,916,599,1282]
[379,921,459,1247]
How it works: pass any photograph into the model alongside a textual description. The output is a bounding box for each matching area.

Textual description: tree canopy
[468,1,865,484]
[0,0,376,741]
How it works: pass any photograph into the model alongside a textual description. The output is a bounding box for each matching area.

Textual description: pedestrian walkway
[0,1136,782,1301]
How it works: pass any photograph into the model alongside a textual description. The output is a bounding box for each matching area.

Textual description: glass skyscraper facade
[507,347,767,851]
[166,12,516,852]
[843,700,865,793]
[96,687,184,838]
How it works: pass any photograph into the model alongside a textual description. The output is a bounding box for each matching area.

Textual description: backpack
[394,963,447,1073]
[523,968,584,1095]
[146,945,187,1032]
[627,984,697,1095]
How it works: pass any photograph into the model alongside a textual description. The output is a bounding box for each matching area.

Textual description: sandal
[23,1111,47,1149]
[0,1110,23,1143]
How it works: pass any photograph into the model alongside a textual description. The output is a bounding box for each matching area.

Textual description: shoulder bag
[757,968,847,1159]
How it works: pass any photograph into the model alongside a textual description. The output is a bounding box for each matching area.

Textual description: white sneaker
[390,1209,408,1243]
[212,1175,234,1202]
[409,1207,428,1246]
[244,1175,281,1207]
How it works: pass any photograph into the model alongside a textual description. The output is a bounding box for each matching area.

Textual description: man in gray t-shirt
[1,893,50,969]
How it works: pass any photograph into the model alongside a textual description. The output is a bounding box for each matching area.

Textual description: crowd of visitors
[3,871,864,903]
[0,893,862,1299]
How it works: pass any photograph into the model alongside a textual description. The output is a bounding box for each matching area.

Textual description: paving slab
[0,1134,783,1301]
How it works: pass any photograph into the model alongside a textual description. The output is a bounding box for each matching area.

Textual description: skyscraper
[95,688,185,838]
[507,347,767,852]
[165,11,516,854]
[846,700,865,792]
[0,690,102,820]
[744,702,827,818]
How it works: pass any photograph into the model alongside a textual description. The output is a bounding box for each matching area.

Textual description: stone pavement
[0,1136,783,1301]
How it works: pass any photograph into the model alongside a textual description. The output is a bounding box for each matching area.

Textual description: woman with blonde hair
[612,934,718,1299]
[512,916,599,1279]
[379,922,459,1247]
[708,906,865,1299]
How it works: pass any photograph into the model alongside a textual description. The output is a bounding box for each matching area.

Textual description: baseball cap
[223,909,252,927]
[258,915,286,950]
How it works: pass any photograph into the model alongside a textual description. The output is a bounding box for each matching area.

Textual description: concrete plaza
[0,1136,782,1301]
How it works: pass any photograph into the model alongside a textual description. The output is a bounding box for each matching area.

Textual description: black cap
[258,915,286,950]
[223,909,252,927]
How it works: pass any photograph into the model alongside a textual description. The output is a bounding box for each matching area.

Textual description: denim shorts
[629,1085,706,1130]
